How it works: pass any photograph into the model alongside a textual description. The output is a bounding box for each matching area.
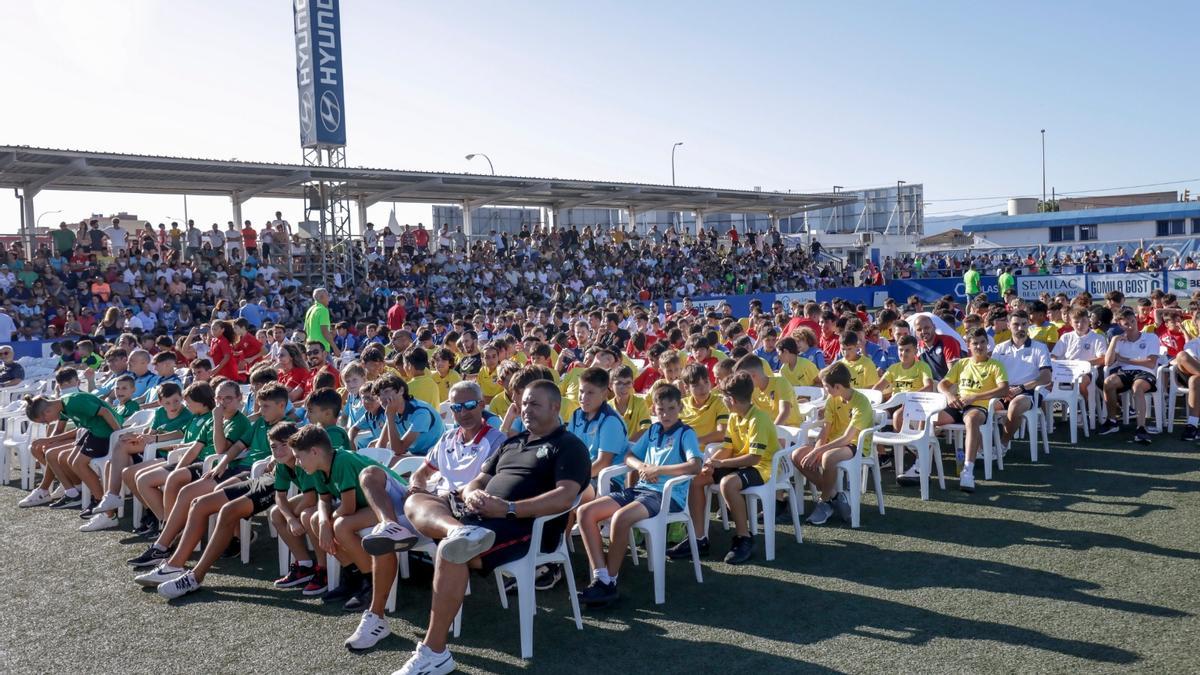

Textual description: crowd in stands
[0,216,858,345]
[7,214,1200,674]
[888,243,1199,280]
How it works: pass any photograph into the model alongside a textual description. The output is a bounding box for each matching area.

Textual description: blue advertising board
[293,0,347,147]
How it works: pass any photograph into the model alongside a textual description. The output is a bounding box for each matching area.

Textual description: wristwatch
[505,501,517,520]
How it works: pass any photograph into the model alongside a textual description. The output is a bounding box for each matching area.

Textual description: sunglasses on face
[449,400,481,413]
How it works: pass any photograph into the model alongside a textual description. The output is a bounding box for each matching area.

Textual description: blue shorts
[608,487,679,518]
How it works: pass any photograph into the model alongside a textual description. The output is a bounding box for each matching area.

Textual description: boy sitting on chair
[671,371,776,565]
[791,362,875,525]
[576,383,701,607]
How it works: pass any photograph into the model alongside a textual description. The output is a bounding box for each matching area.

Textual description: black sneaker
[723,536,754,565]
[78,500,101,519]
[343,579,373,612]
[667,536,708,559]
[1097,419,1120,435]
[322,567,362,604]
[501,575,518,595]
[126,545,171,568]
[774,502,794,525]
[220,531,258,559]
[49,494,83,509]
[1181,425,1198,442]
[132,514,159,537]
[878,453,894,470]
[534,564,562,591]
[1134,427,1152,445]
[578,579,618,607]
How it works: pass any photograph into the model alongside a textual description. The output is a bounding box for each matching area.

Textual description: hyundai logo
[320,90,341,133]
[299,90,314,135]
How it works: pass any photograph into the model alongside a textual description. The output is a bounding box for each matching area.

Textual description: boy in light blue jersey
[576,383,701,606]
[565,367,628,503]
[377,373,445,457]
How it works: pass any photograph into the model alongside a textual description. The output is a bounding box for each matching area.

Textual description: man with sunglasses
[0,346,23,388]
[350,381,505,651]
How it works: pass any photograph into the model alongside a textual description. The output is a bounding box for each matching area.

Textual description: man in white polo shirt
[348,380,505,651]
[992,310,1052,454]
[1099,307,1161,444]
[1173,334,1200,442]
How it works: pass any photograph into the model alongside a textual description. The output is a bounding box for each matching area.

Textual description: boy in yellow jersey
[670,371,776,564]
[430,348,463,404]
[474,343,503,403]
[609,365,651,442]
[733,354,801,426]
[402,348,441,409]
[776,337,821,388]
[529,343,561,385]
[558,347,595,421]
[937,328,1008,493]
[485,360,522,419]
[1027,300,1060,349]
[790,362,875,525]
[875,335,935,486]
[679,363,729,446]
[836,331,880,389]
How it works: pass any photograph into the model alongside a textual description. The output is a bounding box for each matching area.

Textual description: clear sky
[3,0,1198,234]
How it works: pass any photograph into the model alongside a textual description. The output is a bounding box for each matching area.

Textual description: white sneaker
[391,643,456,675]
[157,571,201,599]
[18,488,53,508]
[95,492,123,513]
[959,470,976,493]
[896,464,921,486]
[437,525,496,564]
[362,520,419,556]
[345,610,391,650]
[80,512,120,532]
[135,564,185,587]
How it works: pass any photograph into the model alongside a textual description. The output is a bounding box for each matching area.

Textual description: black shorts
[76,431,111,459]
[1176,370,1195,389]
[1002,390,1043,410]
[1113,370,1157,394]
[185,461,247,483]
[712,466,764,489]
[459,514,536,576]
[943,405,989,424]
[222,473,277,515]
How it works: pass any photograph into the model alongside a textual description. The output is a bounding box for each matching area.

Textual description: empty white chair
[1042,360,1093,444]
[873,392,948,500]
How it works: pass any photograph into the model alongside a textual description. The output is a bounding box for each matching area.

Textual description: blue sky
[4,0,1198,233]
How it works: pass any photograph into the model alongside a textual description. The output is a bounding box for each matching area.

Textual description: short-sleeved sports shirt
[725,405,779,482]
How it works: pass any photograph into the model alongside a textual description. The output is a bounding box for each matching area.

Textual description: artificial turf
[1,421,1197,674]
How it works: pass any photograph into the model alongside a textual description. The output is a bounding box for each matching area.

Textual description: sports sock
[64,487,80,497]
[151,543,167,552]
[297,559,314,568]
[963,460,975,474]
[1188,416,1198,426]
[595,569,613,584]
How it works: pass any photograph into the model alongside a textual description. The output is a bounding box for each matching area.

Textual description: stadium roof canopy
[0,145,853,216]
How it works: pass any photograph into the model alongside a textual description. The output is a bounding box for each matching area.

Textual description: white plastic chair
[704,425,805,560]
[873,392,947,500]
[1165,363,1190,433]
[595,463,702,604]
[1042,360,1093,444]
[130,439,177,527]
[492,497,584,659]
[82,409,157,513]
[940,400,1004,480]
[1118,361,1167,433]
[832,423,885,528]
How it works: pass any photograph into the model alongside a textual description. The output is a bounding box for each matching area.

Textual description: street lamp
[896,181,906,235]
[1040,129,1046,208]
[36,209,63,229]
[465,153,494,175]
[671,142,684,185]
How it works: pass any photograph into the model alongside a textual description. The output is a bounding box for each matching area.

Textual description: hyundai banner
[294,0,347,147]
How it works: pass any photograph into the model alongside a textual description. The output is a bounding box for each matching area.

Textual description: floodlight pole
[1041,129,1046,208]
[671,142,683,186]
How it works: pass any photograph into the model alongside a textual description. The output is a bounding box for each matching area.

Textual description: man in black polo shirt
[398,380,589,675]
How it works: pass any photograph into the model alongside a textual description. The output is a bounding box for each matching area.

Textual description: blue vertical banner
[293,0,347,147]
